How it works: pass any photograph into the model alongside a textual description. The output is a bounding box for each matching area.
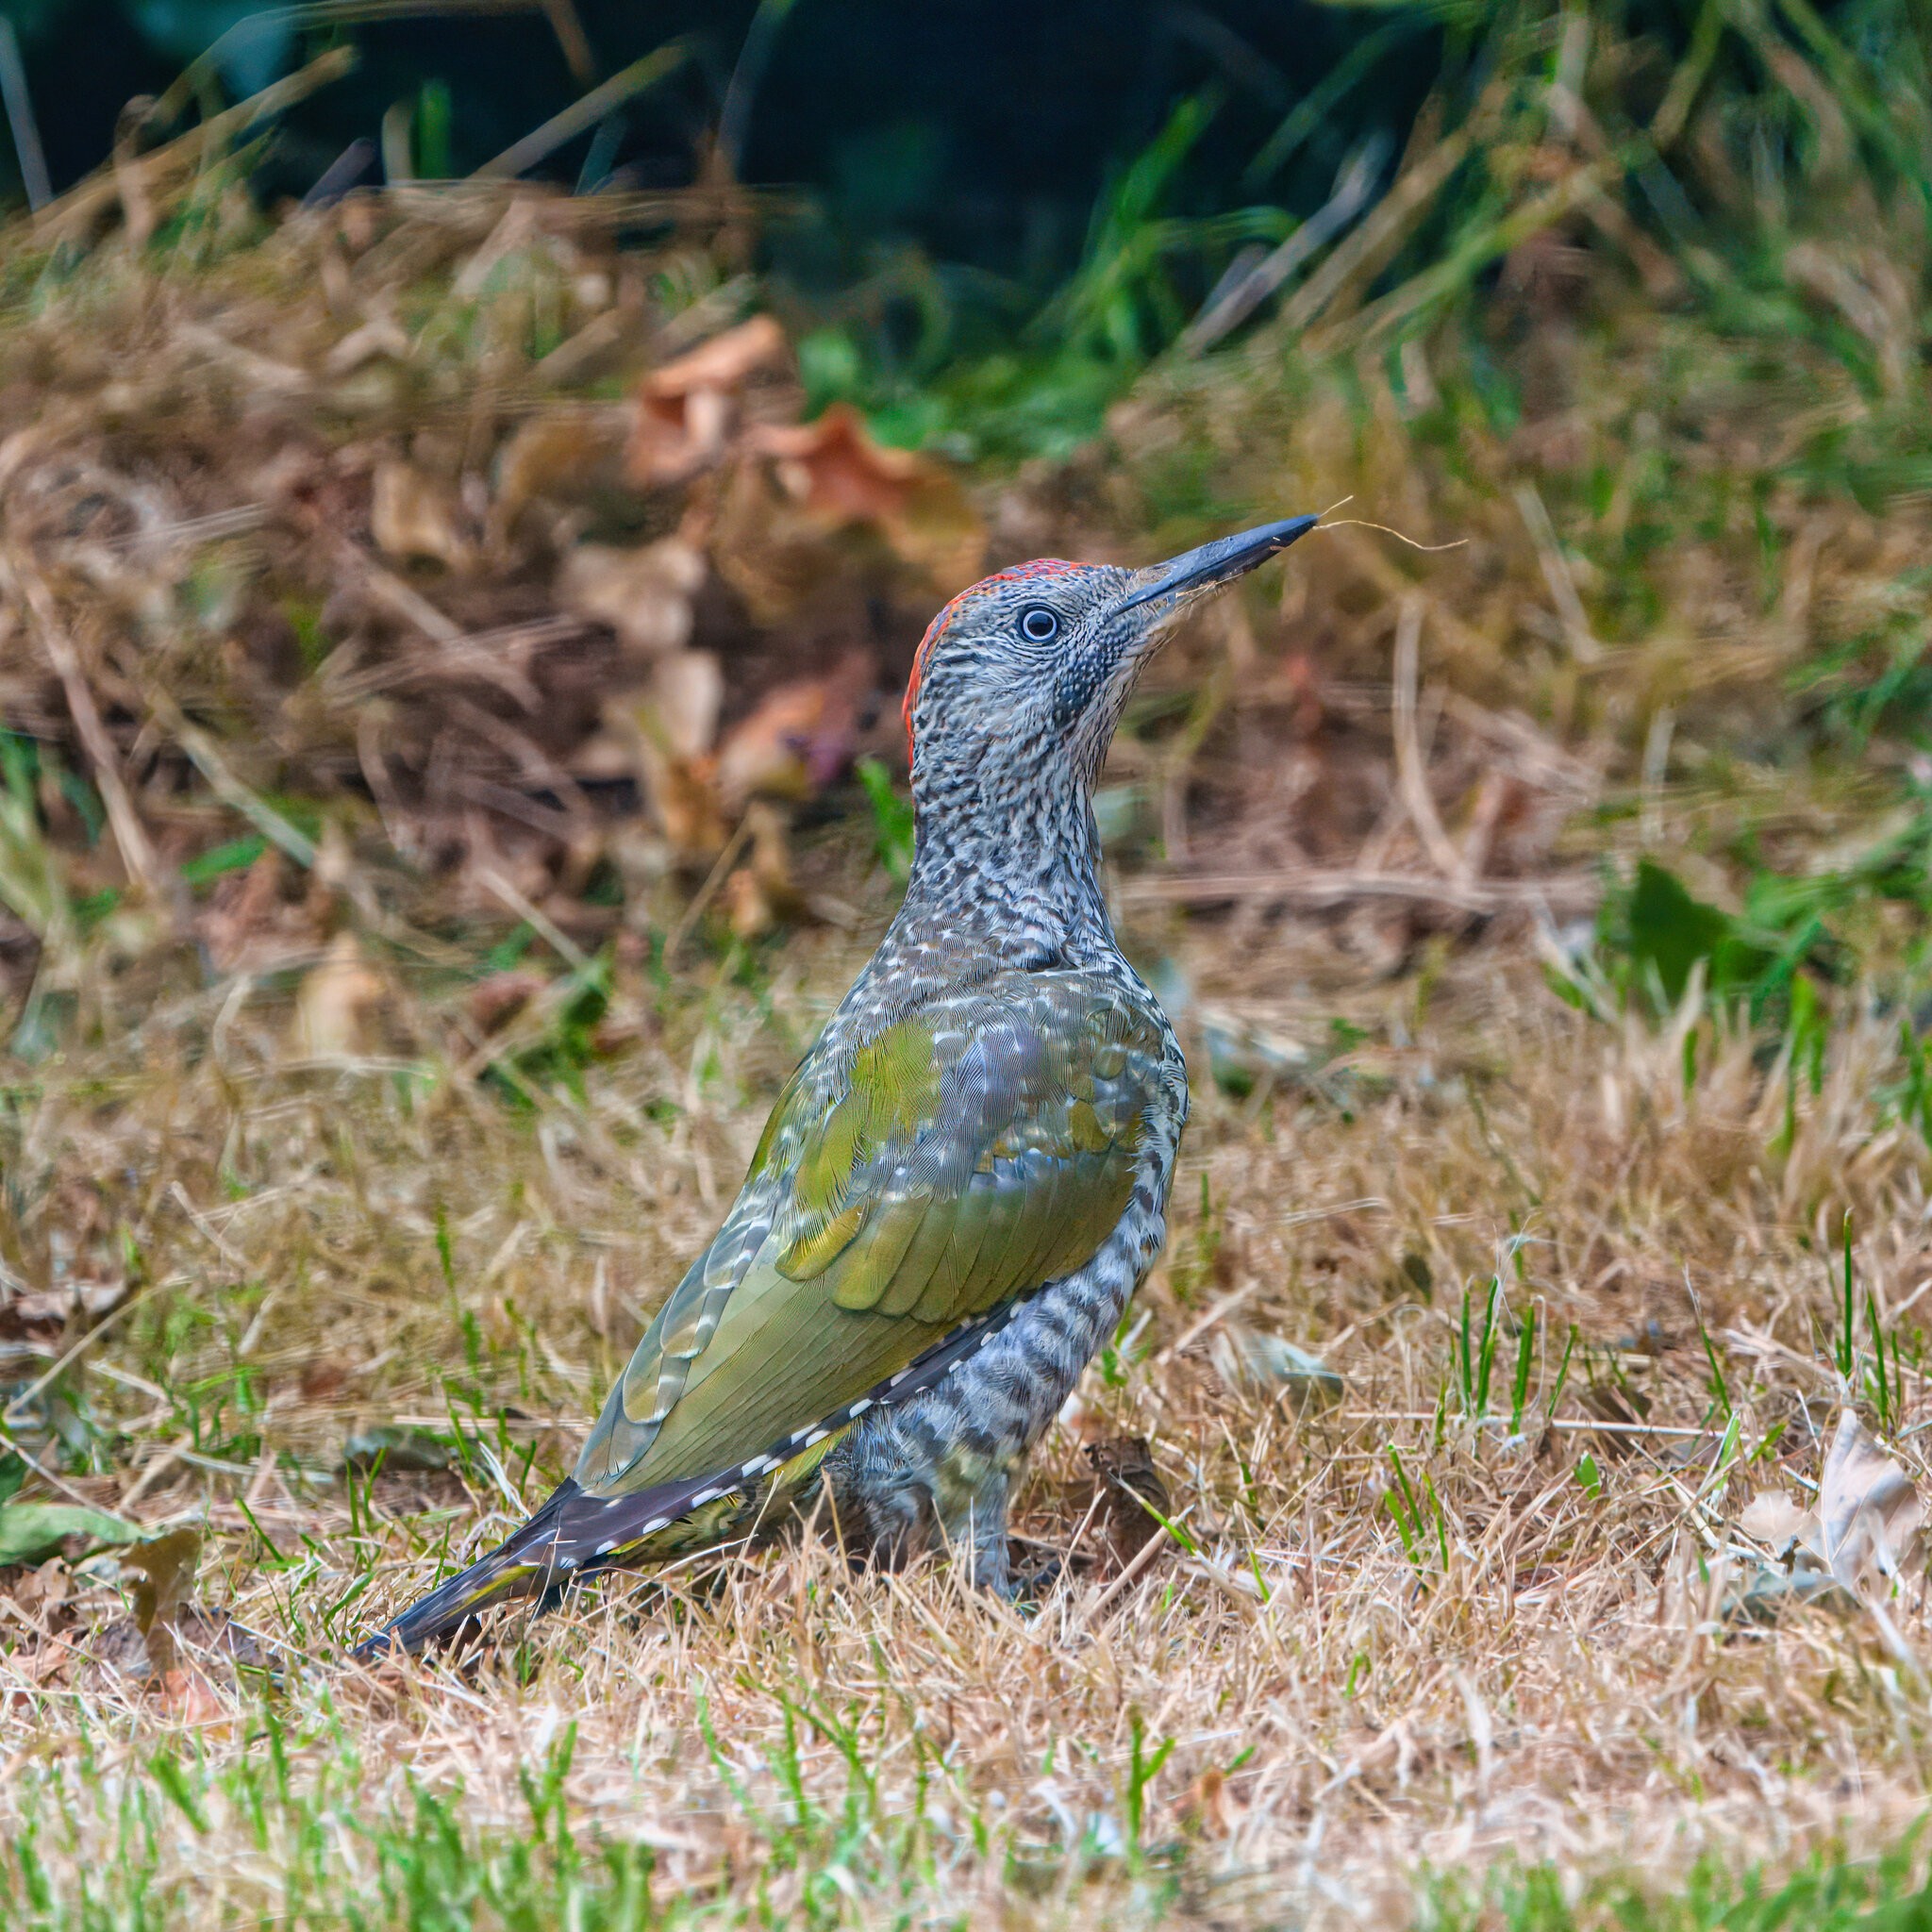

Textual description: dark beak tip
[1119,512,1321,614]
[1237,514,1321,564]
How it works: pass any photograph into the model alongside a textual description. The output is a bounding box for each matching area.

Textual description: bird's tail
[353,1468,737,1658]
[353,1428,853,1657]
[353,1478,587,1657]
[353,1294,1058,1658]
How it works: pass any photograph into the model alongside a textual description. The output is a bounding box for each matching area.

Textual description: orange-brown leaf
[714,652,874,807]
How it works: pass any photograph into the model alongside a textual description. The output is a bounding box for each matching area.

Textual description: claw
[1002,1553,1065,1608]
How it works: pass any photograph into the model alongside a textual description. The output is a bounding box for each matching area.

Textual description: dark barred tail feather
[354,1473,727,1658]
[353,1424,863,1657]
[353,1294,1053,1659]
[354,1478,588,1657]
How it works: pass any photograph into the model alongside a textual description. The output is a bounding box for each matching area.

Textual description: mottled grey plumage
[358,516,1315,1655]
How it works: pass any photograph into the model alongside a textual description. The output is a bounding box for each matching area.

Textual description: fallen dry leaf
[468,970,547,1036]
[1816,1407,1924,1592]
[1730,1411,1925,1655]
[1084,1436,1172,1576]
[123,1524,201,1677]
[1738,1413,1924,1592]
[722,802,805,941]
[625,314,789,488]
[88,1600,275,1694]
[712,405,985,622]
[10,1557,71,1618]
[491,408,630,535]
[645,314,790,396]
[152,1667,229,1721]
[713,651,874,808]
[370,458,473,570]
[556,537,704,658]
[299,1358,349,1403]
[722,866,775,941]
[752,405,986,588]
[646,650,725,761]
[325,305,410,378]
[1210,1324,1346,1409]
[603,655,730,861]
[1,1278,125,1338]
[340,1425,456,1474]
[291,932,385,1060]
[649,758,730,862]
[1736,1488,1814,1549]
[1183,1764,1239,1839]
[196,847,323,974]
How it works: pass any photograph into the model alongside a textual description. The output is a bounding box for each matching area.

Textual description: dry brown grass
[0,866,1928,1926]
[2,12,1931,1917]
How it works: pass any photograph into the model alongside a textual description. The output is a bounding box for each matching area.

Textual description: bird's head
[902,517,1318,809]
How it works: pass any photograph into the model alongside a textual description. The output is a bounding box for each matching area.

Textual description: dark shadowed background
[15,0,1441,242]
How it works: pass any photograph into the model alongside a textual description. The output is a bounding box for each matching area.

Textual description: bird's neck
[892,770,1118,970]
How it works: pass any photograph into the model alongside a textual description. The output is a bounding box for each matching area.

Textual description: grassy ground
[2,855,1932,1927]
[4,3,1932,1924]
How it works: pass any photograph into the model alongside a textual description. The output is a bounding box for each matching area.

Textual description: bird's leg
[941,1467,1016,1596]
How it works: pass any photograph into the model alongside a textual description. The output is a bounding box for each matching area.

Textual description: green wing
[574,971,1166,1495]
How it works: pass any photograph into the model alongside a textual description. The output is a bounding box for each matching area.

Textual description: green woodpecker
[359,516,1315,1653]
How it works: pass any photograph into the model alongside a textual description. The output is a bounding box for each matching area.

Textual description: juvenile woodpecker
[359,515,1316,1654]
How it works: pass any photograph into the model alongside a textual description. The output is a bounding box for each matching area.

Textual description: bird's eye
[1019,607,1059,642]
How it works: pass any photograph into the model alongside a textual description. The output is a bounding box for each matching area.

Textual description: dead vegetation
[0,2,1930,1924]
[0,922,1930,1926]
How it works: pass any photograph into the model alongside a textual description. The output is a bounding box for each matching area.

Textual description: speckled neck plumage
[837,774,1122,1035]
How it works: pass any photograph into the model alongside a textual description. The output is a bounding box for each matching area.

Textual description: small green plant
[179,835,267,888]
[416,78,454,179]
[0,733,75,1037]
[1774,969,1834,1157]
[1456,1275,1505,1422]
[855,757,914,881]
[800,90,1291,462]
[1121,1711,1176,1872]
[1429,1832,1932,1928]
[1834,1212,1907,1432]
[483,951,613,1106]
[1837,1211,1857,1385]
[1700,1412,1742,1502]
[1385,1450,1424,1576]
[434,1206,458,1298]
[1867,1284,1900,1434]
[1694,1304,1732,1426]
[1546,1323,1578,1424]
[1508,1302,1536,1437]
[1880,1017,1932,1146]
[1167,1171,1223,1307]
[1595,860,1840,1027]
[1385,1445,1450,1580]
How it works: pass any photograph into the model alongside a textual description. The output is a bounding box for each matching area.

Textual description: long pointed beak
[1114,515,1319,616]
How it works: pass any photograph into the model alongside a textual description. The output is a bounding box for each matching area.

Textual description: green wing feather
[574,971,1165,1496]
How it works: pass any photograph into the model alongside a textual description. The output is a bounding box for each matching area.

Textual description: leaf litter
[2,4,1932,1923]
[1733,1409,1926,1659]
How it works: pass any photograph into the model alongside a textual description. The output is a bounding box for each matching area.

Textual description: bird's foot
[1001,1553,1065,1608]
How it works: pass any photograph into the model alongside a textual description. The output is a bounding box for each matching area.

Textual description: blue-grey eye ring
[1020,607,1058,642]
